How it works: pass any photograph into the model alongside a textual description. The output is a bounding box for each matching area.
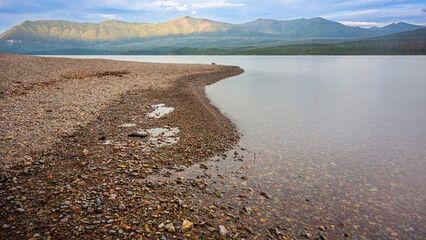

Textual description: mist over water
[64,55,426,238]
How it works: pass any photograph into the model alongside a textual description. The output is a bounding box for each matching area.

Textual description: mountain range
[0,16,424,54]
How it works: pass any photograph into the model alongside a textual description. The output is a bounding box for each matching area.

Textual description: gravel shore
[0,53,246,239]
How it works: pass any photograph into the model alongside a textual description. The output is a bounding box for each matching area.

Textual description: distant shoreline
[9,40,424,55]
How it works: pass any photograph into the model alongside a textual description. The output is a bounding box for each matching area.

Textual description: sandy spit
[0,53,243,171]
[0,53,245,239]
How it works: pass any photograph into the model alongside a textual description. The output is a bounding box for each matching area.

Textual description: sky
[0,0,425,33]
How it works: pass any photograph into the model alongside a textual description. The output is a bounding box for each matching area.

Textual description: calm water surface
[64,55,426,239]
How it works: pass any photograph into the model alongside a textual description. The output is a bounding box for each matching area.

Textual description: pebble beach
[0,53,249,239]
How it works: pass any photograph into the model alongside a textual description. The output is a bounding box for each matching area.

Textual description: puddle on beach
[144,127,180,147]
[119,123,137,128]
[107,104,179,148]
[148,104,175,118]
[103,127,180,149]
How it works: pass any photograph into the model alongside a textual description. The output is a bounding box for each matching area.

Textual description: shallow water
[146,127,180,146]
[148,104,175,118]
[61,55,426,238]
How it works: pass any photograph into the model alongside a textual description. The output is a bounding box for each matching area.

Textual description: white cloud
[192,1,245,9]
[96,0,244,12]
[99,0,157,10]
[98,0,244,12]
[154,0,189,11]
[339,21,386,28]
[191,11,197,14]
[324,7,425,20]
[154,0,244,12]
[85,13,119,20]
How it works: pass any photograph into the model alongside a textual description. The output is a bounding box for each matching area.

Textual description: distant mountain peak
[99,19,128,25]
[170,16,198,22]
[239,17,372,38]
[369,22,424,35]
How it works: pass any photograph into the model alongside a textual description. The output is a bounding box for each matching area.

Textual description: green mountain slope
[369,22,424,35]
[0,16,424,54]
[335,27,426,51]
[239,17,375,38]
[211,28,426,55]
[0,16,256,42]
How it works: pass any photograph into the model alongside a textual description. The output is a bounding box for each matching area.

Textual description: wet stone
[16,208,25,213]
[94,208,103,214]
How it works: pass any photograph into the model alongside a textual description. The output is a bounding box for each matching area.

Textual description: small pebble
[165,223,175,232]
[16,208,25,213]
[219,225,228,237]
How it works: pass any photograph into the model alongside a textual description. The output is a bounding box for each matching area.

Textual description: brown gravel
[0,53,242,171]
[0,53,247,239]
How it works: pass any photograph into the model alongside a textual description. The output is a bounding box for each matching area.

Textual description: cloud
[192,1,245,9]
[191,11,197,15]
[154,0,244,12]
[85,13,119,20]
[154,0,188,11]
[97,0,244,12]
[99,0,157,11]
[324,7,425,20]
[339,21,385,28]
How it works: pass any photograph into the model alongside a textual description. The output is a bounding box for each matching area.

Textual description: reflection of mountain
[0,16,424,54]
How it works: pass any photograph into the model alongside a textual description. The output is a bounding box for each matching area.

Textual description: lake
[62,55,426,239]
